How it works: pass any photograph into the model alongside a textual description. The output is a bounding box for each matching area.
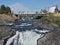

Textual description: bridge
[15,13,46,19]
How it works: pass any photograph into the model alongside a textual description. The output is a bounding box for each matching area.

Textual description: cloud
[9,3,30,14]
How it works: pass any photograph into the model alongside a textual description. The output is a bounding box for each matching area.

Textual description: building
[48,6,58,13]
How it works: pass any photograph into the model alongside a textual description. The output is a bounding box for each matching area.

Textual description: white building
[48,6,58,13]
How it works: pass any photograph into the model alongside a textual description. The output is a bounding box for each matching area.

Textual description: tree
[0,8,1,14]
[42,10,47,13]
[6,6,11,14]
[35,11,39,14]
[0,5,6,14]
[0,5,11,14]
[55,6,58,13]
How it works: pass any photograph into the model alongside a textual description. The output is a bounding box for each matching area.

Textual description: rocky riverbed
[0,18,60,45]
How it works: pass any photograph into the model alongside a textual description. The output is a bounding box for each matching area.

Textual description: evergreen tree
[0,5,6,14]
[42,10,47,13]
[6,6,11,14]
[0,5,11,14]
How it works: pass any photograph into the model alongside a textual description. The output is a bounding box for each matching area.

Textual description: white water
[6,30,44,45]
[16,23,32,26]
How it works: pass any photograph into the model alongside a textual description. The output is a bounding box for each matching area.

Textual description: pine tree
[0,5,6,14]
[6,6,11,14]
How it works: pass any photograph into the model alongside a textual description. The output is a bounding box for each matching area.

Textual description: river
[3,18,51,45]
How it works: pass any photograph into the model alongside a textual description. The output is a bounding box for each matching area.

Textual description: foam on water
[6,19,50,45]
[6,31,44,45]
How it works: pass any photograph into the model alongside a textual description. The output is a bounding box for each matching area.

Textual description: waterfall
[5,18,51,45]
[6,31,44,45]
[6,31,19,45]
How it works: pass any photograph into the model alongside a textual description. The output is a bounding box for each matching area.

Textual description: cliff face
[0,14,17,25]
[37,29,60,45]
[0,14,17,39]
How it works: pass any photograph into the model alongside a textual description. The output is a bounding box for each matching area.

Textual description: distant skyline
[0,0,60,13]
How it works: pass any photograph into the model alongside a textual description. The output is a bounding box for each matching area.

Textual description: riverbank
[0,14,17,25]
[0,14,60,45]
[0,14,17,39]
[38,28,60,45]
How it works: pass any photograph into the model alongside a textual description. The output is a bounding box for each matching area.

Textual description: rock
[37,30,60,45]
[0,40,4,45]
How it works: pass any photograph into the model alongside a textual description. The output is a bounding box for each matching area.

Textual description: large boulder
[37,29,60,45]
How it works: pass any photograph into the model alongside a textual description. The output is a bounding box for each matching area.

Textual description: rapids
[6,31,44,45]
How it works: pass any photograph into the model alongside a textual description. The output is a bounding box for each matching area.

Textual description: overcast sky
[0,0,60,13]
